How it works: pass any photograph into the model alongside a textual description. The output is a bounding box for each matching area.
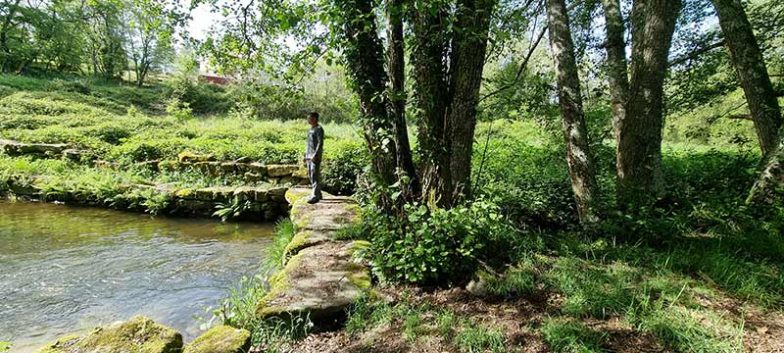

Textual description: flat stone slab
[36,316,182,353]
[257,240,370,321]
[286,188,360,232]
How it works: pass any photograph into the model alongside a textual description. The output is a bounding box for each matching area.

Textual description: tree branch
[479,24,547,102]
[668,40,725,67]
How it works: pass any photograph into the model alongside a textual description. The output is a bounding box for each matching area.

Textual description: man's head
[307,112,319,126]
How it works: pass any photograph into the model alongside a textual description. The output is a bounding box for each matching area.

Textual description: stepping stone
[256,241,370,321]
[184,325,251,353]
[36,316,182,353]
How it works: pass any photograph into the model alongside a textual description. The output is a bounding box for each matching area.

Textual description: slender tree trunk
[600,0,629,141]
[447,0,495,201]
[712,0,782,156]
[385,0,419,199]
[338,0,399,202]
[546,0,598,223]
[616,0,681,207]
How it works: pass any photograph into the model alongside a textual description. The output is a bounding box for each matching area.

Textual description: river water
[0,201,275,353]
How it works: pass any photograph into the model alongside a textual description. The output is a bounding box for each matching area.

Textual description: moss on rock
[183,325,250,353]
[36,316,182,353]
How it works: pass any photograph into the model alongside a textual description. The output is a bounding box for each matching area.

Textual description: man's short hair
[308,112,320,120]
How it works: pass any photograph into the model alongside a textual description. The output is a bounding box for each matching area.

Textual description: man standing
[304,112,324,204]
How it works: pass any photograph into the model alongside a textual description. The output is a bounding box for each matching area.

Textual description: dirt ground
[259,285,784,353]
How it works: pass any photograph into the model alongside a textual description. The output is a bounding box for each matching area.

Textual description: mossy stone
[183,325,250,353]
[36,316,182,353]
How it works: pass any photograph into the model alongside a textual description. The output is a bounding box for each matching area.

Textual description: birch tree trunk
[546,0,599,223]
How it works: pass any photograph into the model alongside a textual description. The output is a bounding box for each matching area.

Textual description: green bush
[322,140,367,195]
[169,79,232,115]
[364,200,516,285]
[45,79,91,94]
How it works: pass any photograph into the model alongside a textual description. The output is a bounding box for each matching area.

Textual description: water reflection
[0,202,274,353]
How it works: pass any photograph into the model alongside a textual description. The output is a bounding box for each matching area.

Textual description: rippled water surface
[0,202,274,353]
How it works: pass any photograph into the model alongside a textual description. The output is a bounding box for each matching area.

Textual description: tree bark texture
[385,0,419,199]
[616,0,681,207]
[447,0,495,199]
[600,0,629,142]
[712,0,782,156]
[748,139,784,204]
[409,0,496,207]
[546,0,599,223]
[338,0,399,193]
[411,1,453,206]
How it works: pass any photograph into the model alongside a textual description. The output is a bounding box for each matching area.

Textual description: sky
[187,3,220,41]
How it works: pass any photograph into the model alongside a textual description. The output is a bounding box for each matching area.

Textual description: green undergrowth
[480,231,779,352]
[540,318,606,353]
[264,219,297,271]
[1,74,366,195]
[345,293,508,353]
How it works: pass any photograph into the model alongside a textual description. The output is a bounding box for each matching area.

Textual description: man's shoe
[307,196,320,204]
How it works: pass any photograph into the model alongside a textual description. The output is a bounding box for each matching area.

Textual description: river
[0,201,275,353]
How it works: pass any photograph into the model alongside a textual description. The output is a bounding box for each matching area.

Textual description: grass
[264,219,297,270]
[454,321,507,353]
[344,293,513,352]
[540,318,606,353]
[0,74,366,194]
[480,232,776,352]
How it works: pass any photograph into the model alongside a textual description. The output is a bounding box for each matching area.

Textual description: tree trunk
[748,138,784,204]
[385,0,419,199]
[546,0,598,223]
[410,2,453,206]
[409,0,496,207]
[447,0,495,201]
[600,0,629,141]
[616,0,681,207]
[338,0,399,202]
[0,0,22,73]
[712,0,782,156]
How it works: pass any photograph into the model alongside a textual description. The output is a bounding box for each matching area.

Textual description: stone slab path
[256,187,370,322]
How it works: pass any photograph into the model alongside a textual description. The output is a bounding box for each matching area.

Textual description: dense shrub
[363,200,516,285]
[45,79,91,94]
[168,79,233,115]
[322,140,367,195]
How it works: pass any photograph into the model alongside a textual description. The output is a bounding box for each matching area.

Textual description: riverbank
[0,201,276,352]
[0,144,297,220]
